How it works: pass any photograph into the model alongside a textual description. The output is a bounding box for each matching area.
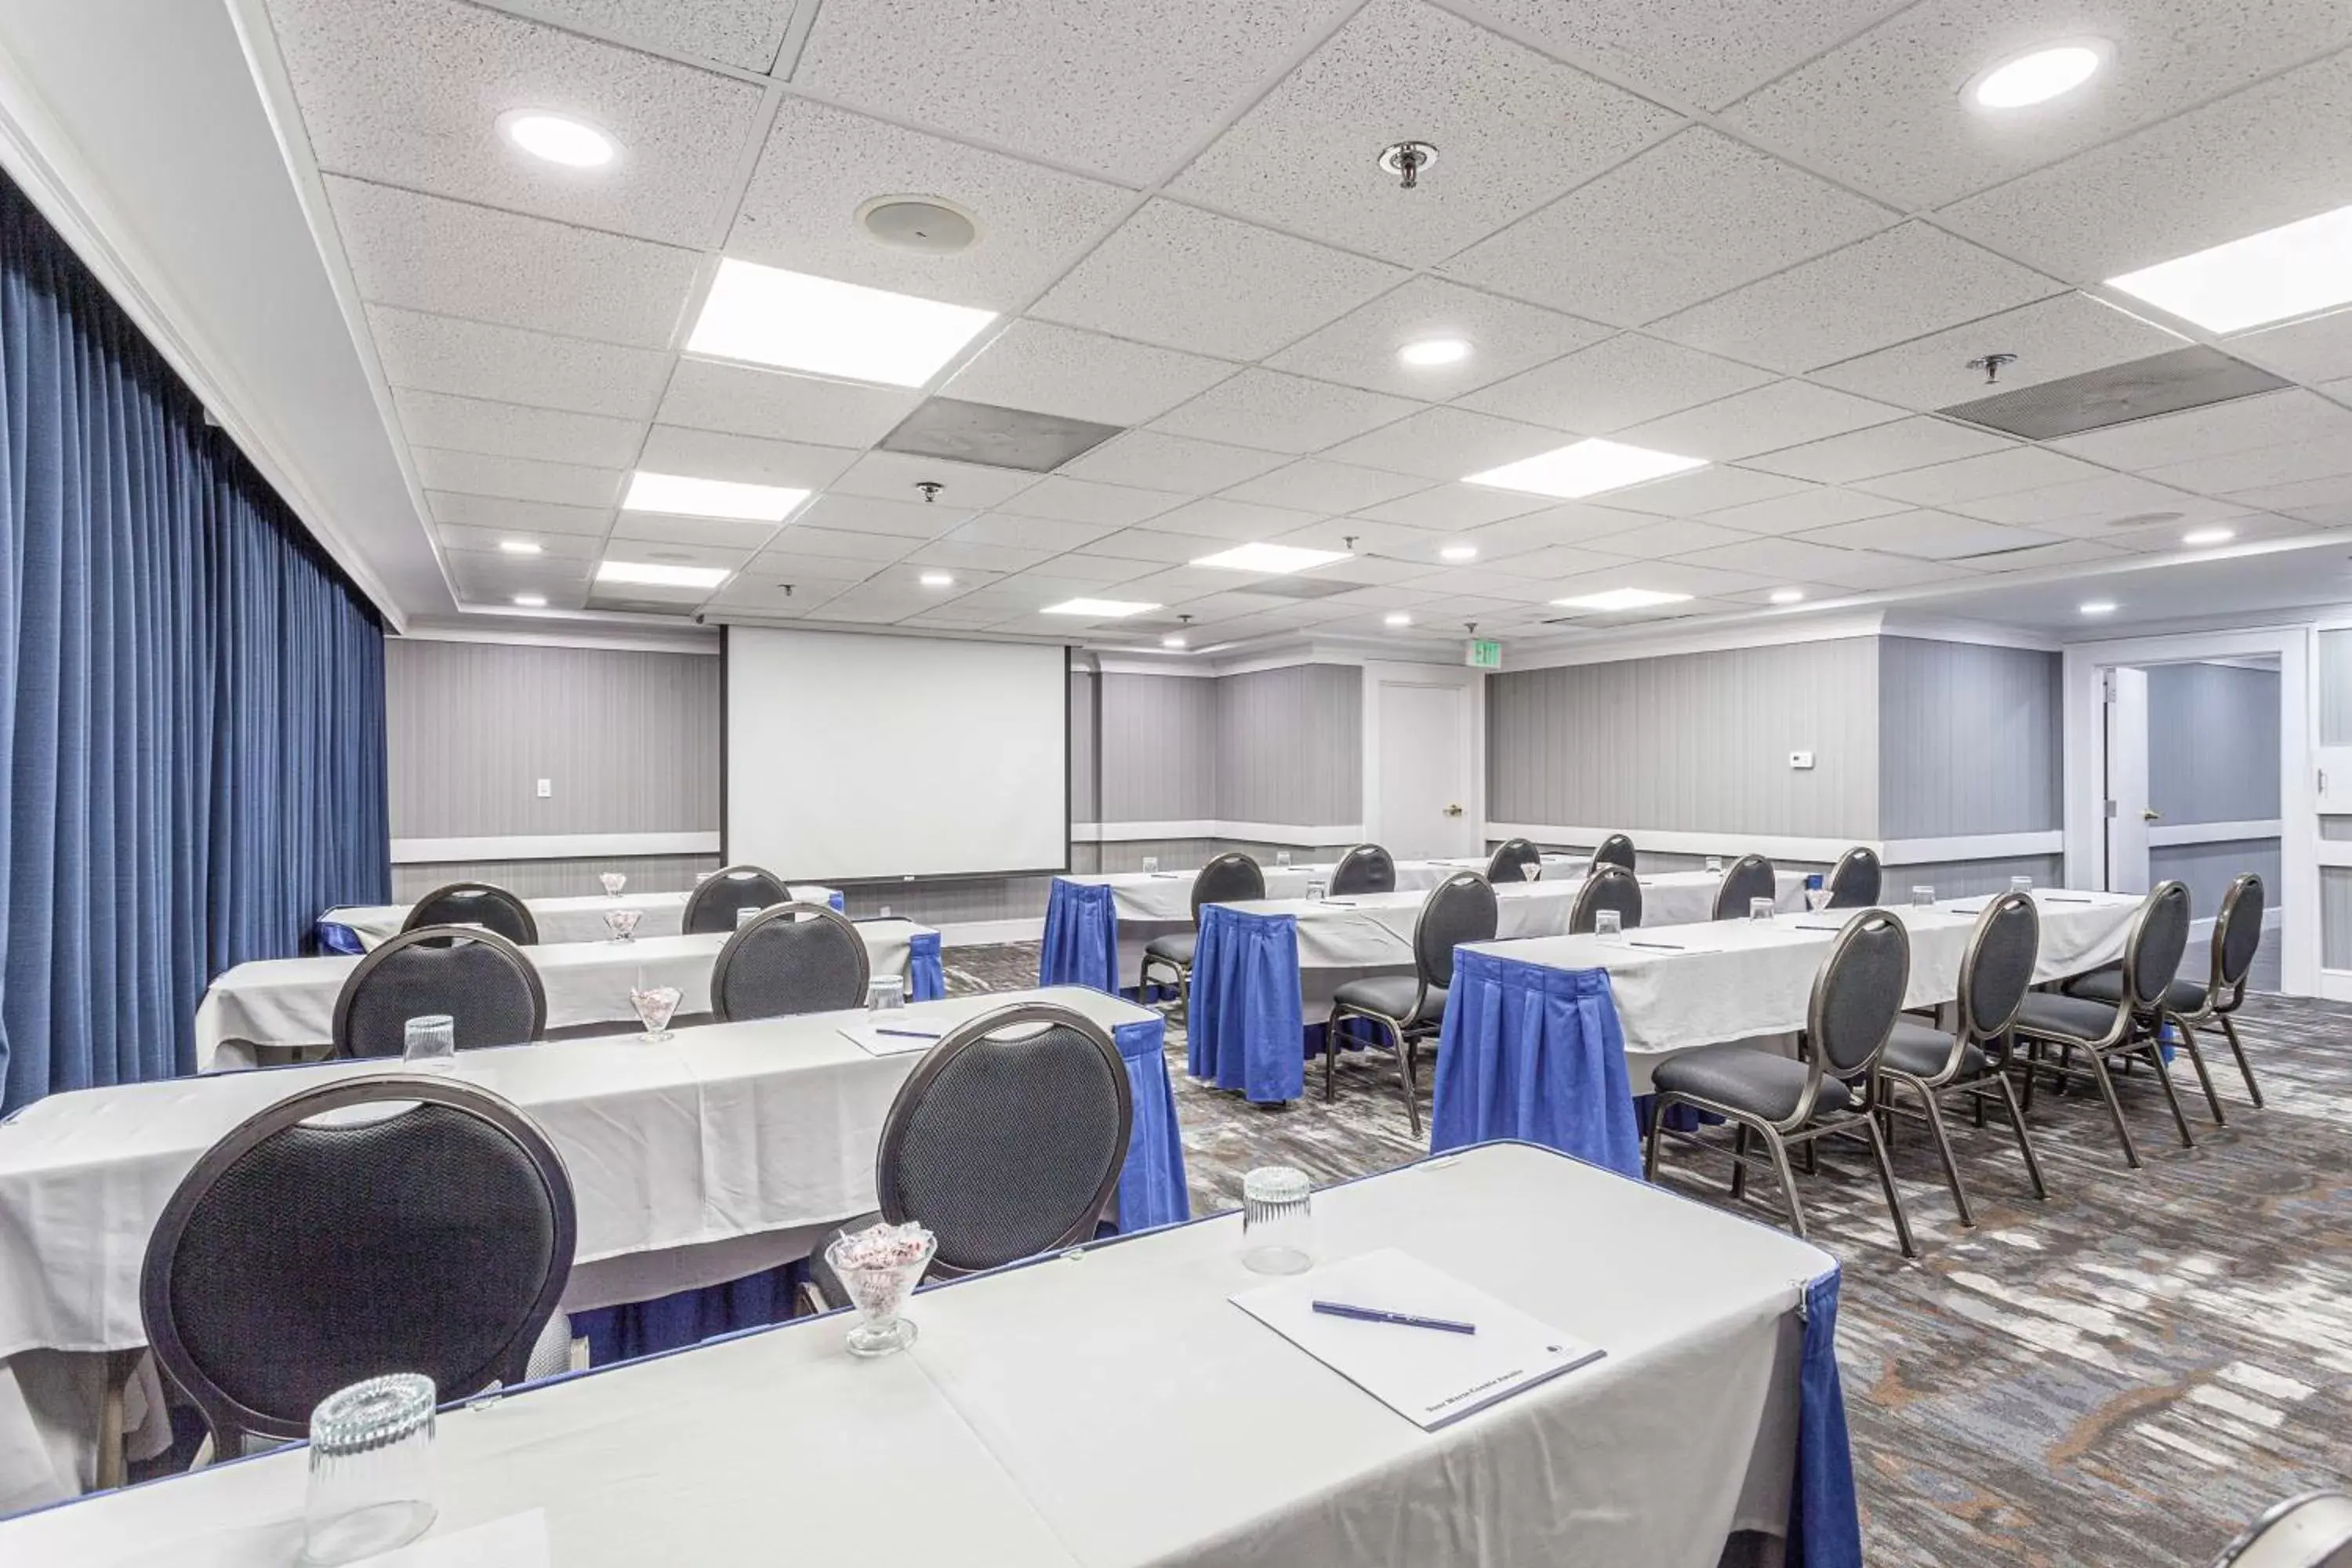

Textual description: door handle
[2142,808,2161,822]
[1443,804,1464,817]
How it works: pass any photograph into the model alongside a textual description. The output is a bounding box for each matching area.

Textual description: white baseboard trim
[932,917,1046,947]
[1486,825,2065,865]
[1071,821,1364,845]
[391,832,721,865]
[2148,818,2281,848]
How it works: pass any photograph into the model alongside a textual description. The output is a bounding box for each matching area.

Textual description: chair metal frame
[330,924,547,1058]
[711,900,873,1021]
[1485,837,1544,884]
[1711,853,1779,921]
[1645,909,1918,1258]
[1825,846,1882,909]
[1323,871,1495,1138]
[1136,851,1263,1014]
[1329,843,1397,897]
[2172,872,2267,1109]
[1588,833,1636,876]
[1567,863,1642,935]
[400,880,539,946]
[682,864,792,936]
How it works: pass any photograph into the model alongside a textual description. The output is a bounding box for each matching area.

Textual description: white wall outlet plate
[1788,750,1815,770]
[536,778,552,797]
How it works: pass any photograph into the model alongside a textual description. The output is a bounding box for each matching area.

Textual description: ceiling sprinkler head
[1378,141,1438,191]
[915,481,944,503]
[1966,351,2020,385]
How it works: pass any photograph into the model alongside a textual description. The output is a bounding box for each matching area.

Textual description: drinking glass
[1240,1166,1315,1275]
[632,985,682,1043]
[826,1222,937,1358]
[599,872,626,898]
[1705,855,1724,875]
[401,1014,454,1071]
[735,906,761,929]
[1275,850,1292,869]
[2011,874,2034,895]
[1141,855,1160,874]
[1519,861,1541,883]
[603,908,640,942]
[1806,887,1831,912]
[301,1374,437,1566]
[1594,909,1624,944]
[1304,880,1328,903]
[1751,896,1776,924]
[1911,885,1936,908]
[866,976,906,1012]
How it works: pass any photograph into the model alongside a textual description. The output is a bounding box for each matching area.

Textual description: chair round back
[2212,873,2266,1000]
[712,902,872,1022]
[1328,843,1396,897]
[1711,854,1778,920]
[1809,908,1911,1080]
[139,1075,575,1448]
[332,927,546,1058]
[1189,851,1265,921]
[1826,846,1882,909]
[1958,891,2041,1042]
[1413,873,1498,991]
[1486,838,1542,884]
[1570,864,1643,935]
[1588,833,1636,874]
[876,1002,1132,1277]
[401,882,538,946]
[2123,880,2194,1009]
[2213,1490,2352,1567]
[683,865,791,935]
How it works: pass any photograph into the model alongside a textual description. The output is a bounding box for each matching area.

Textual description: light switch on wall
[1788,751,1815,770]
[536,778,552,797]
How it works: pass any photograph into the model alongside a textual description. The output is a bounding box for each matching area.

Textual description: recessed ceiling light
[1160,634,1188,648]
[498,539,543,555]
[2182,527,2237,546]
[919,570,956,587]
[622,470,808,524]
[497,111,617,169]
[1466,439,1708,500]
[1192,543,1352,574]
[1384,612,1414,627]
[598,560,731,589]
[2079,599,2118,616]
[1042,598,1159,619]
[1399,337,1471,368]
[510,593,546,608]
[686,258,995,387]
[1967,41,2108,110]
[1439,543,1478,562]
[1552,587,1694,612]
[2107,201,2352,332]
[1769,587,1806,604]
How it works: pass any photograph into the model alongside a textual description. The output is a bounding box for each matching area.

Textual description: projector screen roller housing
[724,627,1069,883]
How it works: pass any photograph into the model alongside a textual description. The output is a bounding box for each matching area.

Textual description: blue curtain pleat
[0,172,387,1116]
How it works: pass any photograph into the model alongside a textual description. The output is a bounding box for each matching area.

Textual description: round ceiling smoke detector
[858,196,980,254]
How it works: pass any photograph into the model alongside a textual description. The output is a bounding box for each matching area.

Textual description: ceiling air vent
[1938,345,2292,440]
[879,397,1123,473]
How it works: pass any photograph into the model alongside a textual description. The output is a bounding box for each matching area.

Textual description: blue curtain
[0,173,387,1115]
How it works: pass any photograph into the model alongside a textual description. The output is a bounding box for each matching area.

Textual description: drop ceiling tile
[1320,406,1560,480]
[600,537,757,570]
[1150,369,1419,455]
[1352,481,1555,529]
[1081,529,1240,565]
[2229,474,2352,515]
[1580,516,1757,558]
[632,426,858,492]
[2097,513,2275,551]
[657,361,921,448]
[1741,415,2016,484]
[437,524,604,561]
[1061,430,1290,492]
[1940,49,2352,282]
[477,0,798,71]
[1800,509,2060,561]
[412,447,623,507]
[1852,445,2107,506]
[272,0,767,248]
[1442,129,1895,327]
[994,476,1187,527]
[1961,537,2134,575]
[1223,459,1431,513]
[1700,486,1911,535]
[367,305,673,419]
[942,321,1237,426]
[1798,550,1979,590]
[793,0,1345,184]
[1031,200,1406,361]
[1997,486,2251,538]
[1668,535,1880,587]
[606,510,782,549]
[1397,567,1578,604]
[325,177,699,347]
[826,451,1043,510]
[1456,332,1775,434]
[1145,497,1325,543]
[1028,554,1160,587]
[1268,517,1451,560]
[2049,389,2352,471]
[946,514,1117,553]
[2228,307,2352,385]
[1650,222,2063,374]
[1457,503,1655,556]
[394,390,644,468]
[1599,465,1811,516]
[786,492,971,542]
[427,491,612,536]
[1616,379,1905,463]
[1725,0,2352,212]
[1464,0,1912,111]
[445,547,595,586]
[758,524,920,563]
[2147,436,2352,499]
[1544,557,1774,600]
[904,539,1056,573]
[1492,544,1638,580]
[1169,0,1679,267]
[728,97,1127,312]
[1265,278,1608,399]
[1812,293,2191,412]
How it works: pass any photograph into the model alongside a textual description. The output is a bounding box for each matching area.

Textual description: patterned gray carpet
[944,942,2350,1567]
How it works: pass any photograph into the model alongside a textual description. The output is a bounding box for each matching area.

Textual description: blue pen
[873,1027,942,1040]
[1312,1301,1478,1335]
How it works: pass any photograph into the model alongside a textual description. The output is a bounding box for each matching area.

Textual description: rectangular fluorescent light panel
[597,560,732,589]
[1465,438,1708,499]
[623,470,808,524]
[2107,202,2352,332]
[1041,598,1159,618]
[687,258,996,387]
[1191,543,1352,574]
[1552,587,1694,612]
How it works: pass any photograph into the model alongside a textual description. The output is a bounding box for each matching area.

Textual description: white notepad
[837,1022,944,1057]
[1230,1249,1603,1432]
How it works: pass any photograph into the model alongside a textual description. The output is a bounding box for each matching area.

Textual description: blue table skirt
[1039,877,1119,993]
[1187,904,1305,1103]
[907,930,946,1002]
[1428,950,1644,1178]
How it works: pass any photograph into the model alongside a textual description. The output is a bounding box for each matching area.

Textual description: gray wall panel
[1098,673,1218,822]
[2150,838,2281,916]
[1218,665,1363,825]
[2325,867,2352,971]
[2321,630,2352,746]
[1881,854,2067,900]
[1068,670,1098,826]
[1878,637,2061,838]
[2146,662,2279,825]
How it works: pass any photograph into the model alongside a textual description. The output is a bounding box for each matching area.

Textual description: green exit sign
[1466,638,1502,670]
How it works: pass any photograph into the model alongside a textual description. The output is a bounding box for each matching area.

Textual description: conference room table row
[0,987,1184,1511]
[314,882,846,953]
[0,1143,1860,1568]
[195,920,946,1069]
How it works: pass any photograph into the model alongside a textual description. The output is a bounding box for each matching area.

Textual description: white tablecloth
[319,884,843,949]
[1067,854,1583,925]
[0,1144,1831,1568]
[194,924,931,1069]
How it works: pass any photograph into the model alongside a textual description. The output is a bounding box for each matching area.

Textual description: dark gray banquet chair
[401,880,538,946]
[1588,833,1636,874]
[1711,853,1778,920]
[331,926,546,1058]
[2009,880,2199,1170]
[1328,842,1396,897]
[712,901,871,1021]
[682,864,792,935]
[1647,908,1917,1258]
[1826,846,1882,909]
[1872,891,2049,1226]
[139,1075,575,1460]
[1324,872,1496,1137]
[2213,1491,2352,1566]
[803,1002,1131,1309]
[1486,837,1543,884]
[2064,871,2266,1109]
[1137,851,1263,1007]
[1568,863,1643,935]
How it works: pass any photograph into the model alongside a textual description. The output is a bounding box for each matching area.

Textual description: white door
[1377,681,1476,858]
[2103,666,2152,892]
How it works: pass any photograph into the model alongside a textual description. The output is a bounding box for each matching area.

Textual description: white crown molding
[392,833,721,864]
[1878,612,2063,652]
[1486,613,1889,674]
[400,622,720,655]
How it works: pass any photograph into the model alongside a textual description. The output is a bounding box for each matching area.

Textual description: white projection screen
[724,627,1069,882]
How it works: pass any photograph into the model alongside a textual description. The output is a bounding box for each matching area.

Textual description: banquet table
[0,1143,1859,1568]
[0,986,1187,1512]
[1430,890,2143,1174]
[195,921,945,1069]
[314,884,845,953]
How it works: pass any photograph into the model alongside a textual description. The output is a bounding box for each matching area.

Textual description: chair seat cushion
[1143,931,1197,966]
[2013,990,2122,1043]
[1877,1018,1987,1080]
[2063,965,2208,1014]
[1652,1044,1849,1124]
[1332,975,1443,1025]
